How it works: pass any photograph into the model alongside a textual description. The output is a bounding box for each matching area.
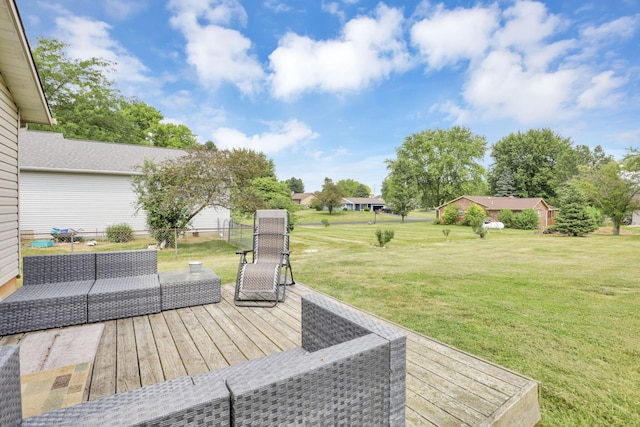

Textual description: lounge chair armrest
[235,250,252,255]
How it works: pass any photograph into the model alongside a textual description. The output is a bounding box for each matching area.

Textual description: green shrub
[106,223,134,243]
[464,204,486,228]
[442,204,460,225]
[514,208,539,230]
[375,228,395,247]
[321,218,330,227]
[364,207,370,212]
[498,209,515,228]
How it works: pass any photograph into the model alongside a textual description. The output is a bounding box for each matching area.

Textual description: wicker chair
[234,210,295,307]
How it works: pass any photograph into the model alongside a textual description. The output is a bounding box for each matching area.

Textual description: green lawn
[20,220,640,425]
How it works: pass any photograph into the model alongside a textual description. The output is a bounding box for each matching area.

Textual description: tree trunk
[613,222,620,235]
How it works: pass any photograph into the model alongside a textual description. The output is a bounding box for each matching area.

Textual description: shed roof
[0,0,53,124]
[19,130,186,175]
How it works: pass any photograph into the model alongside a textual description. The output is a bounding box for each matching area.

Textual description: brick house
[436,196,555,227]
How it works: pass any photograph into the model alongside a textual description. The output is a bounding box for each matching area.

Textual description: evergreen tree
[552,184,599,236]
[494,170,516,197]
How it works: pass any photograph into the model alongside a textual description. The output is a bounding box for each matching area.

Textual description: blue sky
[15,0,640,193]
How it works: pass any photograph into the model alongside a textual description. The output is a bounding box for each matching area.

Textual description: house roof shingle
[439,195,550,211]
[19,130,187,175]
[342,197,385,204]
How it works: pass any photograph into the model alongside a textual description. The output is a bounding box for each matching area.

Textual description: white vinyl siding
[19,171,230,236]
[0,74,19,292]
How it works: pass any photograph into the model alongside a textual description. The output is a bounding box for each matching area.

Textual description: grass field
[21,215,640,426]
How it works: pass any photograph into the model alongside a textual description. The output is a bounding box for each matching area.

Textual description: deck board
[2,282,540,426]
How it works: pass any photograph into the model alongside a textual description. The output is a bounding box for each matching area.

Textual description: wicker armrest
[301,294,407,427]
[226,334,390,426]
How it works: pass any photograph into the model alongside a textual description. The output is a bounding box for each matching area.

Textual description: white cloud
[263,0,291,13]
[493,0,565,52]
[53,15,149,85]
[426,1,635,127]
[577,71,627,108]
[211,119,319,154]
[268,4,411,100]
[581,15,639,42]
[410,4,499,69]
[103,0,148,20]
[461,50,579,124]
[168,0,264,95]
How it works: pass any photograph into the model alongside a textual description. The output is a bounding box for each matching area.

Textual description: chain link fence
[21,219,254,254]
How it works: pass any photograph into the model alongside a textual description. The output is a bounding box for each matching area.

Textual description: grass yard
[21,219,640,425]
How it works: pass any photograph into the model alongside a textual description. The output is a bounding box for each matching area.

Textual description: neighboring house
[292,192,316,206]
[0,0,55,299]
[342,197,386,211]
[436,195,555,227]
[19,130,230,237]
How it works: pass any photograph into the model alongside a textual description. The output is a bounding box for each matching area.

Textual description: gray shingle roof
[19,130,187,174]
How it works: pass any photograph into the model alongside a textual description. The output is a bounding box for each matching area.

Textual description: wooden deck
[1,283,540,426]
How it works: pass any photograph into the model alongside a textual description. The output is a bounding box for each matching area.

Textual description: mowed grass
[289,222,640,426]
[21,219,640,425]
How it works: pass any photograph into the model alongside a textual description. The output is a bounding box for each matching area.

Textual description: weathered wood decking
[1,283,540,426]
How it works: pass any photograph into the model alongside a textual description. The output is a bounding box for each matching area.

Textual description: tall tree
[30,37,199,146]
[284,177,305,193]
[315,178,345,214]
[392,126,487,208]
[30,37,126,141]
[336,179,371,198]
[489,129,574,203]
[382,158,418,222]
[148,122,198,148]
[118,100,163,145]
[577,159,640,235]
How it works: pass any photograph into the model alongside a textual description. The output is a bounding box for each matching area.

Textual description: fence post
[174,229,178,258]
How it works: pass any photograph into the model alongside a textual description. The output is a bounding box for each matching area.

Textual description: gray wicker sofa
[0,250,162,335]
[1,294,406,426]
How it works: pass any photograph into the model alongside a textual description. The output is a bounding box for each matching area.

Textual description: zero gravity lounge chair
[234,209,295,307]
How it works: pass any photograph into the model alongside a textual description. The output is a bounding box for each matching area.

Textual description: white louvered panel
[20,171,232,236]
[20,171,149,234]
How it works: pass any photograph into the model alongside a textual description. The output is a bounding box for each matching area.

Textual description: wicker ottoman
[159,269,221,310]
